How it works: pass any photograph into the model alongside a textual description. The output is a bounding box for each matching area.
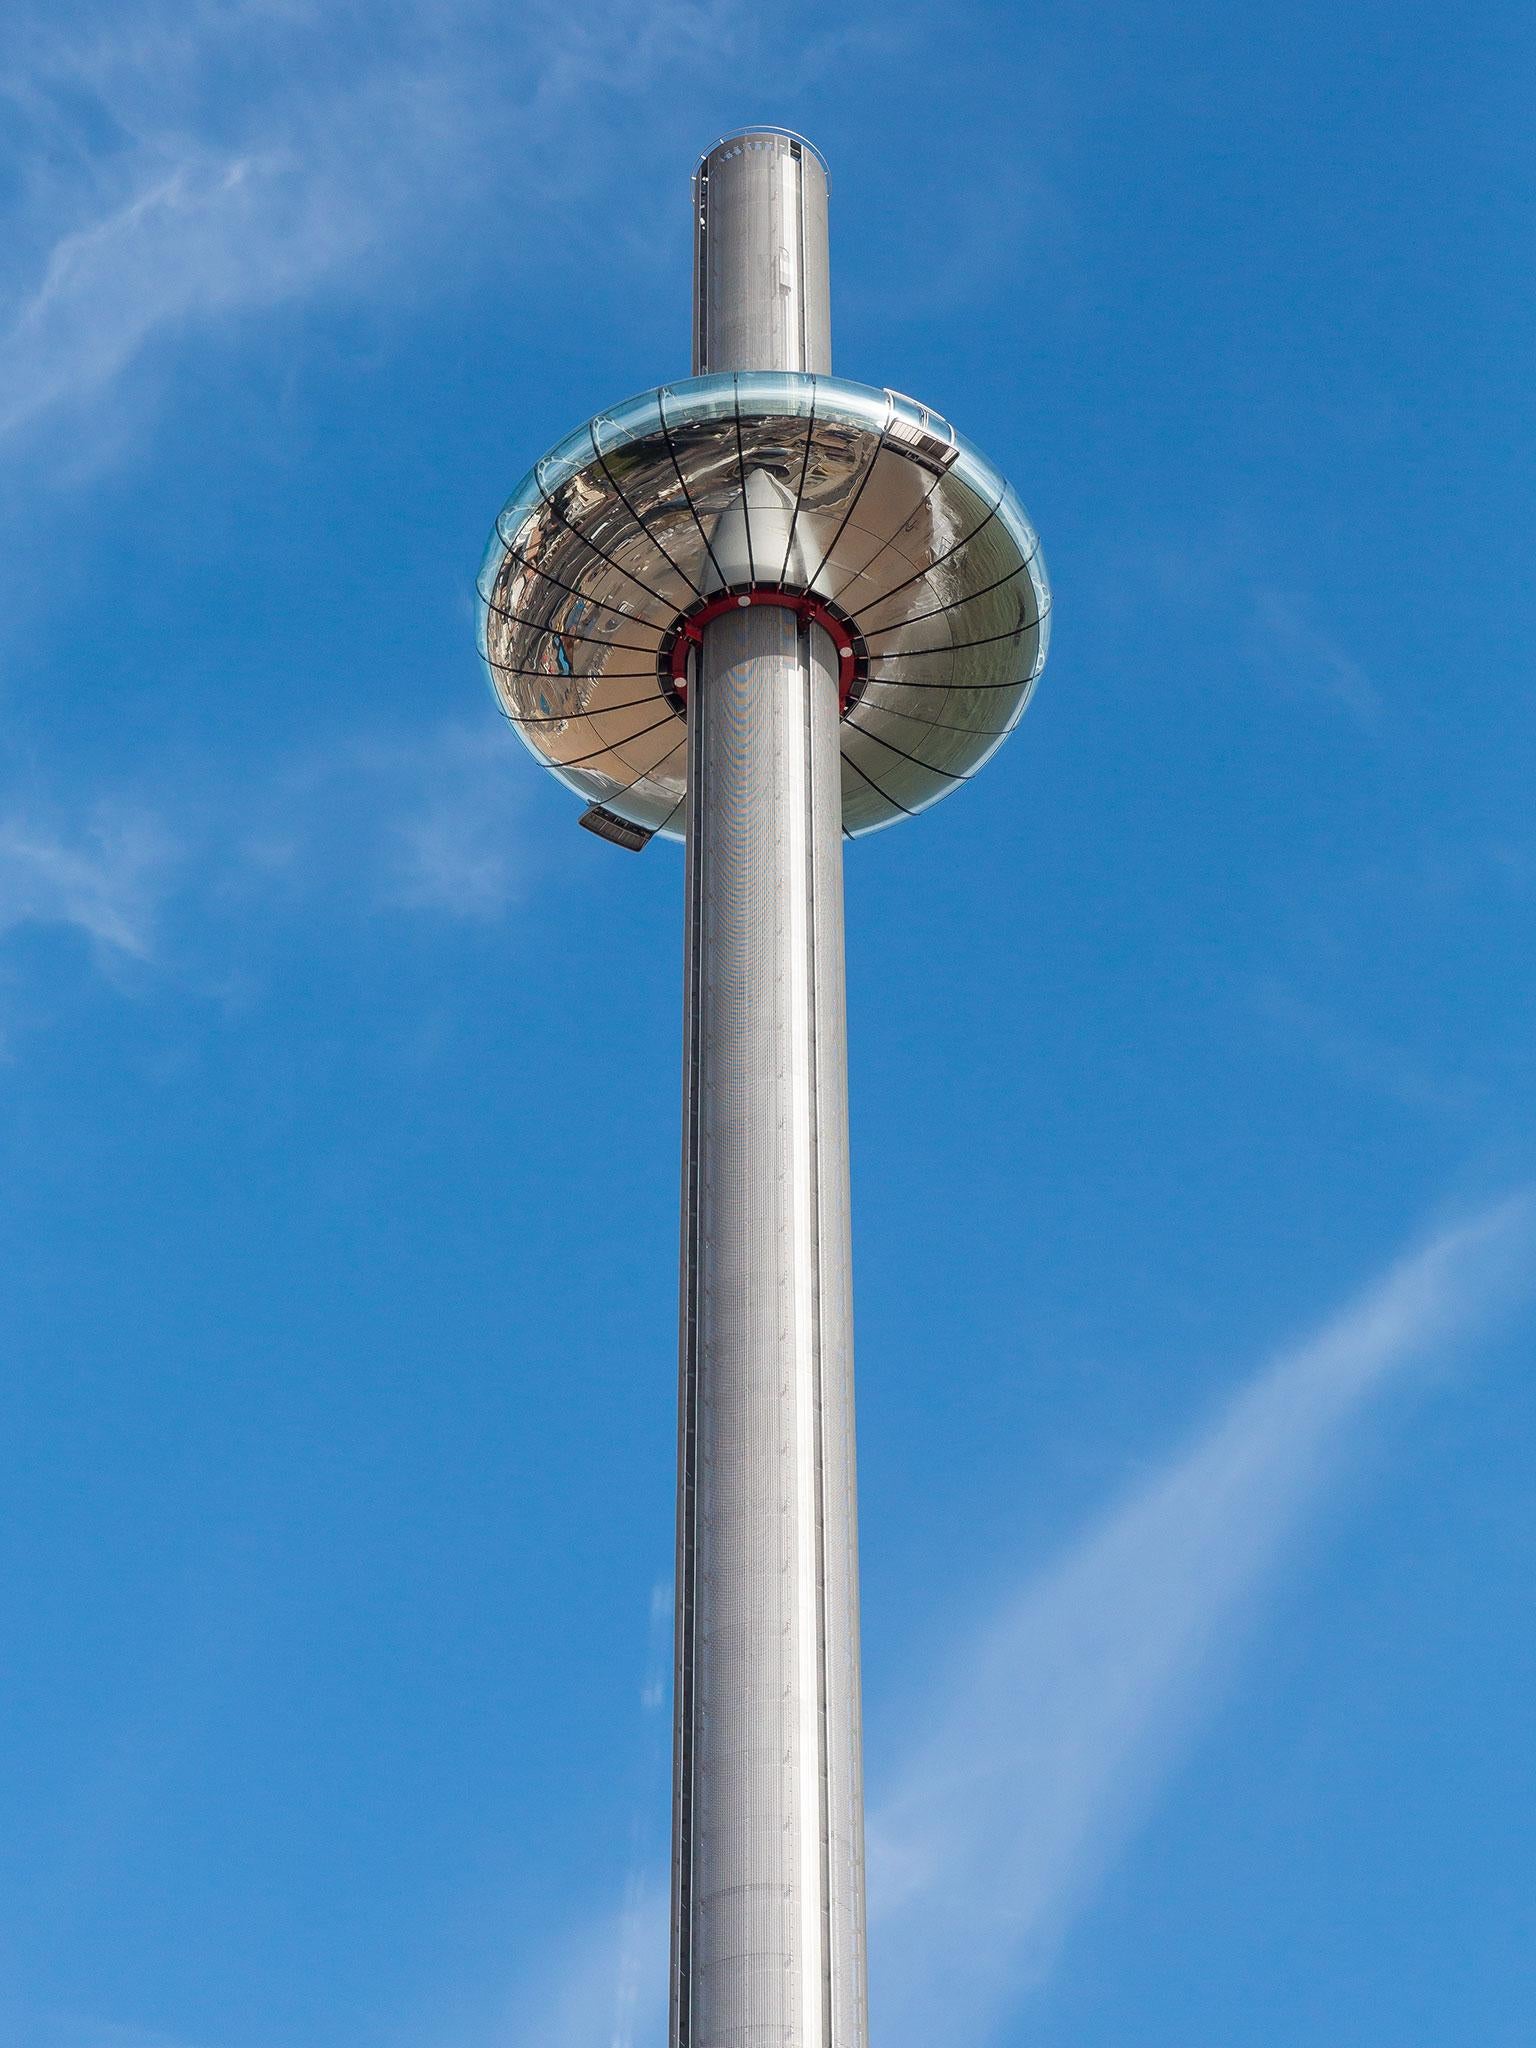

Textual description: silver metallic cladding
[694,133,832,376]
[674,129,865,2048]
[675,605,866,2048]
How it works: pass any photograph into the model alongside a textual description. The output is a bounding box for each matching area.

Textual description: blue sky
[1,2,1532,2044]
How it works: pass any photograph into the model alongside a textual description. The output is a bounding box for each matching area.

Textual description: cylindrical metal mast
[672,132,868,2048]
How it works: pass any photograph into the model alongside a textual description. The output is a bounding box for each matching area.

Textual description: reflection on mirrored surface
[479,371,1050,839]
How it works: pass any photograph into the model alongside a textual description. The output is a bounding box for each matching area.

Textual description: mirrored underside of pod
[477,372,1051,841]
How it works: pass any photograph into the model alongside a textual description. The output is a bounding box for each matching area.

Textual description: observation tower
[476,129,1050,2048]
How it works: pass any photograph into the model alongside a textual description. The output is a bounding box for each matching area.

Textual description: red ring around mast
[667,589,862,712]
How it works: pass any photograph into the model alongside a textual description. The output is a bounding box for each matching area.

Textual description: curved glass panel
[478,373,1051,841]
[732,371,819,419]
[492,469,544,558]
[535,419,600,498]
[661,374,740,426]
[591,387,666,454]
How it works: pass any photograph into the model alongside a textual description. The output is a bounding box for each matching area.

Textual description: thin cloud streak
[234,718,529,925]
[1249,586,1383,731]
[0,0,422,449]
[0,799,180,960]
[0,0,750,453]
[865,1194,1535,2048]
[0,141,360,441]
[0,716,526,1000]
[1251,973,1475,1118]
[376,723,530,922]
[480,1195,1534,2048]
[611,1581,674,2048]
[491,1881,668,2048]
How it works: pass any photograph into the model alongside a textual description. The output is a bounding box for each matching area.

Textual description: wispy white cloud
[0,141,362,441]
[0,716,527,1025]
[1249,586,1383,730]
[518,0,742,107]
[377,723,529,921]
[1092,524,1388,741]
[489,1195,1533,2048]
[1,0,422,448]
[479,1879,668,2048]
[611,1581,674,2048]
[0,798,180,959]
[0,0,754,455]
[235,718,529,924]
[1251,973,1474,1117]
[459,1580,675,2048]
[865,1194,1533,2047]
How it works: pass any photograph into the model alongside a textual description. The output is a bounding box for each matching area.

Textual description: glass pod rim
[477,370,1051,844]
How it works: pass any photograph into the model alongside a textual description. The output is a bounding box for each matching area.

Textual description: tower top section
[694,129,831,376]
[475,132,1052,849]
[694,128,831,183]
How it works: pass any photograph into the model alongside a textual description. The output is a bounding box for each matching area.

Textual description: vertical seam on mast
[804,618,837,2048]
[671,679,705,2048]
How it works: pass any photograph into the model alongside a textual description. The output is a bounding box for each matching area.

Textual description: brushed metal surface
[675,604,866,2048]
[673,131,865,2048]
[694,131,831,376]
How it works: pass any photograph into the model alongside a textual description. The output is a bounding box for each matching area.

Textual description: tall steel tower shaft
[672,135,868,2048]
